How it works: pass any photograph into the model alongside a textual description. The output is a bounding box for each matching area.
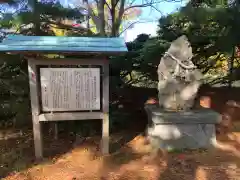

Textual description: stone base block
[145,105,221,150]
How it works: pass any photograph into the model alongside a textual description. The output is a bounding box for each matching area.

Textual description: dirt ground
[1,124,240,180]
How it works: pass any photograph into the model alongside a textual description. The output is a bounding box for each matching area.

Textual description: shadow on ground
[0,128,35,178]
[157,150,238,180]
[0,125,142,179]
[2,86,240,179]
[2,127,240,180]
[98,119,240,180]
[100,132,240,180]
[0,126,75,179]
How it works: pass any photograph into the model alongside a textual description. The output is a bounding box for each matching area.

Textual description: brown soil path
[2,130,240,180]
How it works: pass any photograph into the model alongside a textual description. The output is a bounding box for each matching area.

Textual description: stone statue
[157,35,203,111]
[144,35,221,153]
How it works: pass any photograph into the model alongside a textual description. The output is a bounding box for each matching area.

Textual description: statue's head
[167,35,193,64]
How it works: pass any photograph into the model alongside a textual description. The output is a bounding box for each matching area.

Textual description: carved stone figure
[144,35,221,152]
[145,36,221,153]
[157,35,203,111]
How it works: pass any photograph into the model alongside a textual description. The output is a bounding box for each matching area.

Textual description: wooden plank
[32,117,42,159]
[102,59,110,154]
[102,113,109,154]
[54,123,58,140]
[102,59,109,113]
[39,112,104,121]
[28,60,41,115]
[28,60,43,159]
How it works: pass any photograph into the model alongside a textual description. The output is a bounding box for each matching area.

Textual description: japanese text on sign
[40,68,100,111]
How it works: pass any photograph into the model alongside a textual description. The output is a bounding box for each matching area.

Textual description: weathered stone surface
[145,105,221,149]
[157,35,203,111]
[145,104,222,124]
[147,124,217,149]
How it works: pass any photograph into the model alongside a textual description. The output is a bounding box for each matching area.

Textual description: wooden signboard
[27,58,109,159]
[40,68,101,112]
[0,35,127,160]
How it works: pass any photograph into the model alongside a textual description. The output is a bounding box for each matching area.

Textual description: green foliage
[110,34,152,88]
[110,0,240,97]
[0,1,86,36]
[0,53,29,127]
[151,1,240,83]
[138,38,169,81]
[0,1,87,127]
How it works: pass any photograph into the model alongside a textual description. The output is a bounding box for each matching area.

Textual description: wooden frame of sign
[27,58,109,159]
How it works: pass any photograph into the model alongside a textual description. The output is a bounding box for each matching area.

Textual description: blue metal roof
[0,35,128,54]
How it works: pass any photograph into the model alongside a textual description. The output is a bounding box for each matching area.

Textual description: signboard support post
[102,60,109,154]
[28,60,43,159]
[54,123,58,140]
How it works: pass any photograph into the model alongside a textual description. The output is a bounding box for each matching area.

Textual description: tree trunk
[114,0,125,36]
[228,46,235,88]
[111,0,117,36]
[31,0,41,35]
[98,0,105,36]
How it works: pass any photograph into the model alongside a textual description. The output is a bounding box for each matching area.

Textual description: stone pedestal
[145,104,221,150]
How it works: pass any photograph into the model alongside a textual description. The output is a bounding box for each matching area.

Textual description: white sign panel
[40,68,100,111]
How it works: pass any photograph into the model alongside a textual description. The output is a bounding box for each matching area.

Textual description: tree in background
[71,0,171,36]
[133,0,240,87]
[0,0,87,128]
[0,0,85,36]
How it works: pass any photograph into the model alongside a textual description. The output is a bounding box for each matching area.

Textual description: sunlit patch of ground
[2,124,240,180]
